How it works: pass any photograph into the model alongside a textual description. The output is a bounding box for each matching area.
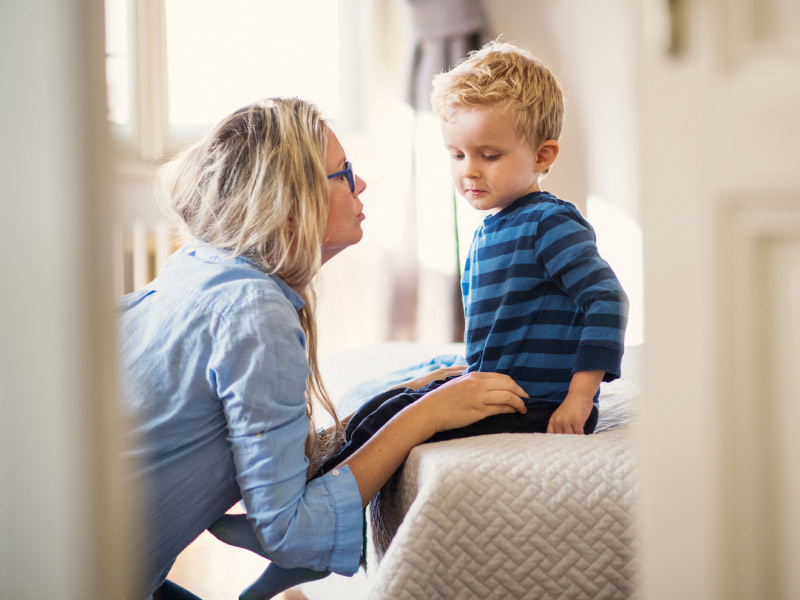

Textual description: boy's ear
[534,140,560,173]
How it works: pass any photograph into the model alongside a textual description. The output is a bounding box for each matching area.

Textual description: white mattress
[304,343,641,599]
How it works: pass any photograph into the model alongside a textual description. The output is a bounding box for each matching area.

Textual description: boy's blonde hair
[431,40,564,152]
[157,97,342,473]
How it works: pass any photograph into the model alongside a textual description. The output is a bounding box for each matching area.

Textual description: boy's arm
[534,204,628,434]
[537,205,628,381]
[546,370,604,434]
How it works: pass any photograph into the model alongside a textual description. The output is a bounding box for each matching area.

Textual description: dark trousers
[318,377,599,476]
[152,580,202,600]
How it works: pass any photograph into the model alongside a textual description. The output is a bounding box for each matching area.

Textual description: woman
[116,98,528,599]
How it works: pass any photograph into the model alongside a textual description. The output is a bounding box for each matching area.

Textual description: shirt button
[331,469,340,477]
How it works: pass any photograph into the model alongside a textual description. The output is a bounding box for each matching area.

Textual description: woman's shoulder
[157,246,304,320]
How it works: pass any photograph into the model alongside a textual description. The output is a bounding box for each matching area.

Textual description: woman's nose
[355,174,367,194]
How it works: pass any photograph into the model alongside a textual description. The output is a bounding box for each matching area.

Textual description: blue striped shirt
[462,192,629,405]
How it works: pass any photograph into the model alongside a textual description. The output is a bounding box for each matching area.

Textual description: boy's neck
[489,188,544,215]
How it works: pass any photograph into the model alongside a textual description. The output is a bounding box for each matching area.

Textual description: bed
[302,342,641,600]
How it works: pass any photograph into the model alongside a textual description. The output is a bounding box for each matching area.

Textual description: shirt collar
[185,243,305,310]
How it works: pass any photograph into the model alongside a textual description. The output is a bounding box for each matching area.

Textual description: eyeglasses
[327,160,355,193]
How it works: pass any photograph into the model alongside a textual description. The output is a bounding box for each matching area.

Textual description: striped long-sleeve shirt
[462,192,629,405]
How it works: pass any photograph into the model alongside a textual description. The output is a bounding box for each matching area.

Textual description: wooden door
[638,0,800,598]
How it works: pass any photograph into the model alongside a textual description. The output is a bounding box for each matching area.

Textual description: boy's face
[441,106,541,213]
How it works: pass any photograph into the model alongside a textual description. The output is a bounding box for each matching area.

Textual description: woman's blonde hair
[431,40,564,168]
[157,97,343,474]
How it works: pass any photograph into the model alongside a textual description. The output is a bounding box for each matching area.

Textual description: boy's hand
[547,370,604,434]
[546,394,594,434]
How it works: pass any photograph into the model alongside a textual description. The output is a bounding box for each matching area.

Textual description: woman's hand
[342,371,527,506]
[391,365,467,391]
[414,372,528,435]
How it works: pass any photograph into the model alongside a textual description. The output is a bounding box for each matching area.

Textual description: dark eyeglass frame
[327,160,355,193]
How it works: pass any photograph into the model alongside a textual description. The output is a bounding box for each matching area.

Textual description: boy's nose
[463,157,479,178]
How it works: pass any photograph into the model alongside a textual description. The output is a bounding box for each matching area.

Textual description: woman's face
[322,130,367,264]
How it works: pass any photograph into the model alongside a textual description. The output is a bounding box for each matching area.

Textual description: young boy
[429,40,629,434]
[211,41,629,598]
[324,41,628,448]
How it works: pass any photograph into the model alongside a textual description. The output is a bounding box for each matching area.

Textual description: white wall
[483,0,639,220]
[482,0,644,345]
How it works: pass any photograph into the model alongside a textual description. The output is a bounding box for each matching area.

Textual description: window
[103,0,415,353]
[104,0,133,136]
[164,1,342,140]
[104,0,362,160]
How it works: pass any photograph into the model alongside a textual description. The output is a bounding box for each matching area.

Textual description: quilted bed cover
[305,343,641,600]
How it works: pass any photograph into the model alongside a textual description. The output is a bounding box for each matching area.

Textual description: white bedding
[304,343,641,599]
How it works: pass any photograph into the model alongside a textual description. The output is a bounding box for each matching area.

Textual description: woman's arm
[214,295,364,575]
[388,365,467,391]
[341,371,528,506]
[324,365,468,428]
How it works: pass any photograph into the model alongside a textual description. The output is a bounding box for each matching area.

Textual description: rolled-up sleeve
[210,291,363,575]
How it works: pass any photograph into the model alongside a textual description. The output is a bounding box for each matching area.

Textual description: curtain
[405,0,490,111]
[390,0,490,343]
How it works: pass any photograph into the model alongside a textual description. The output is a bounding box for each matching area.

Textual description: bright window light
[104,0,131,129]
[587,194,644,346]
[164,0,341,138]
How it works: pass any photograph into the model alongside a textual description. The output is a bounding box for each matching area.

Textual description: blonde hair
[431,40,564,162]
[157,97,343,474]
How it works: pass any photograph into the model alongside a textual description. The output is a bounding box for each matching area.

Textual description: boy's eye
[451,153,464,160]
[483,154,500,160]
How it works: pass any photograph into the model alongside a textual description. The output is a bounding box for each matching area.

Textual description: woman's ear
[534,140,560,173]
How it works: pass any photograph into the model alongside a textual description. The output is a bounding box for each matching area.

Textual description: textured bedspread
[368,428,638,599]
[304,344,641,600]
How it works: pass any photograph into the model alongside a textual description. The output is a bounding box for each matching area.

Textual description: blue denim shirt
[116,245,363,595]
